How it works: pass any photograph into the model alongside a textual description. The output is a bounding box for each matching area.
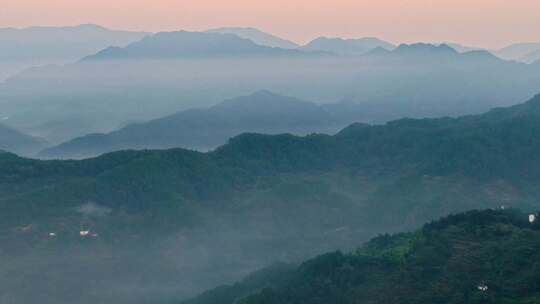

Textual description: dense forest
[3,94,540,231]
[183,209,540,304]
[2,94,540,303]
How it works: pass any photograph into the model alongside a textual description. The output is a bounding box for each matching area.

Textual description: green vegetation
[184,209,540,304]
[3,94,540,303]
[3,94,540,234]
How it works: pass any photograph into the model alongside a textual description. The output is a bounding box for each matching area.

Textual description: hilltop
[206,27,299,49]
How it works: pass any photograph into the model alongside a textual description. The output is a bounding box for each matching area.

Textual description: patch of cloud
[75,202,112,217]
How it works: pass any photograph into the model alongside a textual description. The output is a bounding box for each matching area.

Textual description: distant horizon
[2,22,539,51]
[2,0,540,49]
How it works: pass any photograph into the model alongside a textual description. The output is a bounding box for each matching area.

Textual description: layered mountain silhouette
[39,91,344,159]
[300,36,395,55]
[365,43,502,64]
[443,42,484,53]
[3,38,540,144]
[205,27,299,49]
[0,24,147,80]
[4,94,540,303]
[83,31,312,60]
[364,42,458,58]
[495,42,540,61]
[183,209,540,304]
[0,123,46,156]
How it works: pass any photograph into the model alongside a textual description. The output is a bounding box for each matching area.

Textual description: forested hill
[3,94,540,229]
[183,209,540,304]
[3,94,540,303]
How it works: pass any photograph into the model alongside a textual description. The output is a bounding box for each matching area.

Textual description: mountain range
[38,91,344,159]
[183,209,540,304]
[38,76,536,160]
[206,27,299,49]
[364,43,502,63]
[443,42,484,53]
[0,24,147,80]
[299,37,395,55]
[3,93,540,303]
[83,31,312,60]
[2,33,539,145]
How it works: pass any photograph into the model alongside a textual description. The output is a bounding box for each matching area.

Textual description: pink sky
[1,0,539,48]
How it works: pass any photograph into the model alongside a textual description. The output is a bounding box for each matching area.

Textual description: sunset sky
[1,0,539,48]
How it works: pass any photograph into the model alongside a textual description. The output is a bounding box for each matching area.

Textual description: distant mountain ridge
[300,36,395,55]
[443,42,484,53]
[367,43,459,58]
[0,24,148,80]
[0,123,46,156]
[27,50,540,158]
[38,91,343,159]
[83,31,314,60]
[206,27,299,49]
[364,43,504,65]
[3,35,540,146]
[0,24,148,60]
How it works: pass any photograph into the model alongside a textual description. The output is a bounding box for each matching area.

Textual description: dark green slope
[183,209,540,304]
[4,94,540,232]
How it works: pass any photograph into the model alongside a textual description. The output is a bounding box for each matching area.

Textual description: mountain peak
[83,31,306,60]
[300,36,395,55]
[395,42,458,54]
[249,89,281,98]
[75,24,108,30]
[213,90,315,110]
[205,27,299,49]
[461,49,501,62]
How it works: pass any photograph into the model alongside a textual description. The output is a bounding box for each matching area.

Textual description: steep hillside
[206,27,299,49]
[184,209,540,304]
